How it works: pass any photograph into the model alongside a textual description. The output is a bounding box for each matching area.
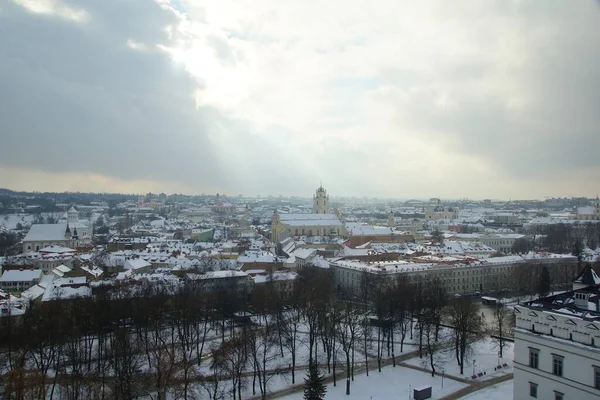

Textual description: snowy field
[279,365,468,400]
[460,380,513,400]
[406,338,514,381]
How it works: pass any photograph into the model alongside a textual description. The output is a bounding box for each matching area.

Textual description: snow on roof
[282,218,343,227]
[253,272,297,284]
[42,277,90,302]
[21,284,46,301]
[39,245,75,254]
[124,258,152,270]
[311,256,330,269]
[237,251,281,263]
[55,264,71,273]
[0,269,43,282]
[80,265,104,278]
[572,265,600,285]
[340,246,372,256]
[23,224,68,242]
[51,264,72,278]
[483,255,524,264]
[291,248,316,260]
[577,206,596,215]
[186,271,248,280]
[244,269,267,275]
[279,213,339,221]
[347,224,393,236]
[333,259,434,273]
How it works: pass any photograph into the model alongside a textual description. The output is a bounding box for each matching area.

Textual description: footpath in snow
[279,364,468,400]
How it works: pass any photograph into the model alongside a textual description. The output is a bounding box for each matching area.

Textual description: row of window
[529,348,563,376]
[528,383,563,400]
[529,348,600,394]
[293,228,339,236]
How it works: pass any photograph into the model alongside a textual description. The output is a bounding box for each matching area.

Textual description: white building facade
[513,281,600,399]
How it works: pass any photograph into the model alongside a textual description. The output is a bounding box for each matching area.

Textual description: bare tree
[491,304,514,359]
[421,308,444,377]
[336,301,361,395]
[393,276,413,354]
[213,335,248,400]
[279,287,304,384]
[201,352,227,400]
[448,297,484,375]
[107,327,143,400]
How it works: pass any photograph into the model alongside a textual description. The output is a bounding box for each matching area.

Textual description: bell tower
[67,206,78,226]
[313,184,329,214]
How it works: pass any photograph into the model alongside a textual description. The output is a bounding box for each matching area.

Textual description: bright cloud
[1,0,599,199]
[12,0,88,22]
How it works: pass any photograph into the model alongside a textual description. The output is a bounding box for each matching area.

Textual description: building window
[552,355,563,377]
[529,349,539,369]
[529,382,538,398]
[595,367,600,389]
[554,392,564,400]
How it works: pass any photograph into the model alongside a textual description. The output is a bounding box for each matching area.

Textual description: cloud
[1,0,599,199]
[11,0,88,23]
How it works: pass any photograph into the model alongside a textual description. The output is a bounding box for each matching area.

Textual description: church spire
[313,185,329,214]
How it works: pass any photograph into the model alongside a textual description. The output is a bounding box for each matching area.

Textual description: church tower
[271,211,281,242]
[67,206,78,226]
[313,185,329,214]
[388,211,395,228]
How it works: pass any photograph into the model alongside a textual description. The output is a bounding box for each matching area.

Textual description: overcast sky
[1,0,599,199]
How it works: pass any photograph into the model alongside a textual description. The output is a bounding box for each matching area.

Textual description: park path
[438,373,513,400]
[249,347,512,400]
[248,347,424,399]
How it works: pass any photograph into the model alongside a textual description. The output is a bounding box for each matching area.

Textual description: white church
[271,186,347,242]
[22,207,91,252]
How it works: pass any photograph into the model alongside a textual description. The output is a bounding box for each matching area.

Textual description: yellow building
[424,200,459,221]
[271,186,347,242]
[576,198,599,220]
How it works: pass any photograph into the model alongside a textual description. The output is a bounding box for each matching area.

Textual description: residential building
[513,265,600,400]
[0,269,43,293]
[185,271,251,293]
[345,223,413,247]
[330,253,577,296]
[450,233,525,254]
[252,271,297,301]
[123,258,153,275]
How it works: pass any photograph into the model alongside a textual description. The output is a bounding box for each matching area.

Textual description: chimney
[574,292,591,310]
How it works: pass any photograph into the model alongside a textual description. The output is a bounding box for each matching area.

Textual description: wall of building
[514,306,600,399]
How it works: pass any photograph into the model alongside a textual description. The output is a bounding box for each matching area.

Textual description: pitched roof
[124,258,152,270]
[23,224,68,242]
[0,269,43,282]
[572,265,600,286]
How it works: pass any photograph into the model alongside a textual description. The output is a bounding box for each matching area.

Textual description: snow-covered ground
[279,364,467,400]
[460,380,513,400]
[406,338,514,381]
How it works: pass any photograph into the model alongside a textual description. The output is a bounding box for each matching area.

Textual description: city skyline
[1,0,599,199]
